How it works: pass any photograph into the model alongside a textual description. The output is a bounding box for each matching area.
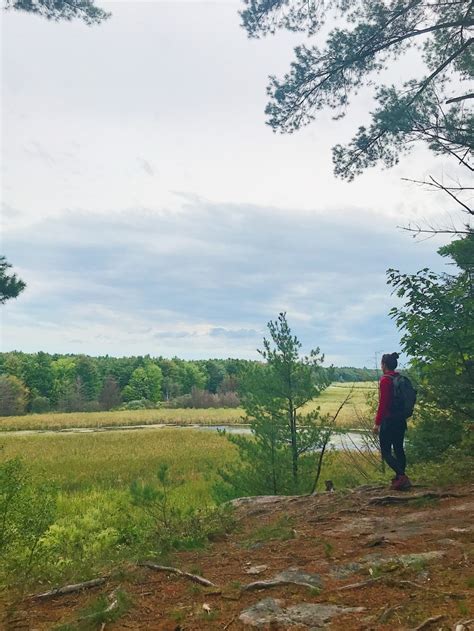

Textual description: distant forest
[0,352,378,415]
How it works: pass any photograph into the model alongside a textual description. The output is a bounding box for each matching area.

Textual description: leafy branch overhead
[3,0,110,24]
[0,256,26,306]
[241,0,473,181]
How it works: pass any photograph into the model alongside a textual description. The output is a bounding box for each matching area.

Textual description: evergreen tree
[0,257,26,306]
[218,313,333,496]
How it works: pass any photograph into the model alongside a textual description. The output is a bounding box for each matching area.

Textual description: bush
[120,399,157,410]
[131,464,235,553]
[406,404,466,463]
[0,458,57,585]
[30,395,51,414]
[168,388,240,409]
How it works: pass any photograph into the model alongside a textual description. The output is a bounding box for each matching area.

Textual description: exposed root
[140,563,217,587]
[31,577,107,600]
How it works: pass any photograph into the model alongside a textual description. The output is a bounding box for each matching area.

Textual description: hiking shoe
[390,476,399,490]
[392,475,412,491]
[399,475,412,490]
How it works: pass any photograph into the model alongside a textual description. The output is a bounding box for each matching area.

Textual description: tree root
[335,576,383,591]
[139,562,217,587]
[31,577,107,599]
[368,491,463,506]
[411,614,445,630]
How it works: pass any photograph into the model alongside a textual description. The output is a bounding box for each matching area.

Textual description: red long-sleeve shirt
[375,370,399,425]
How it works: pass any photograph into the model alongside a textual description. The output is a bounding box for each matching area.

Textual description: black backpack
[387,374,417,418]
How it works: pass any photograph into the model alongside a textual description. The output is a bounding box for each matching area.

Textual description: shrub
[0,458,57,585]
[406,404,466,463]
[120,399,157,410]
[131,464,235,553]
[168,387,240,409]
[30,396,51,413]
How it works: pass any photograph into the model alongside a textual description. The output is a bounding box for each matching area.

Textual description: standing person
[373,352,412,490]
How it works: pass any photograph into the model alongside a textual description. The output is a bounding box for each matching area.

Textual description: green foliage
[130,463,235,553]
[388,234,474,441]
[75,356,100,401]
[4,0,111,25]
[0,256,26,305]
[406,405,465,463]
[0,458,57,584]
[30,396,51,413]
[0,351,361,417]
[0,375,29,416]
[119,398,157,410]
[53,589,131,631]
[409,432,474,486]
[241,0,473,182]
[218,313,333,496]
[122,363,163,403]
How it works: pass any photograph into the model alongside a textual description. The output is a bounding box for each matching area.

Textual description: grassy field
[0,428,236,499]
[0,382,377,431]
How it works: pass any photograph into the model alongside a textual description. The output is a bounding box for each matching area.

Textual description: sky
[0,0,460,367]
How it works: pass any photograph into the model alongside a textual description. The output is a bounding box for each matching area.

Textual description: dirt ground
[3,483,474,631]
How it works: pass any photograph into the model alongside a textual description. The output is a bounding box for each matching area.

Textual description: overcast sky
[1,1,458,366]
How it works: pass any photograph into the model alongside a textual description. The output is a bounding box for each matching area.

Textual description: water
[0,422,369,450]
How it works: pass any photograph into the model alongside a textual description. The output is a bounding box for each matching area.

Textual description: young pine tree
[217,313,333,498]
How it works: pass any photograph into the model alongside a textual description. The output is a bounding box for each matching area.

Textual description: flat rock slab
[331,551,445,579]
[239,597,364,628]
[244,567,323,591]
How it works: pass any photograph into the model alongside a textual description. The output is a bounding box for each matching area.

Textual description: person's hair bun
[391,352,400,360]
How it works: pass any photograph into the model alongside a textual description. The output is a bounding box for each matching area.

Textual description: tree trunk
[289,404,298,490]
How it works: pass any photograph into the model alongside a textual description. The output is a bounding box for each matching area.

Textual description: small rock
[246,565,268,575]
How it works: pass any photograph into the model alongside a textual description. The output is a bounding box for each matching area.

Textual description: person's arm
[373,377,391,433]
[375,377,392,424]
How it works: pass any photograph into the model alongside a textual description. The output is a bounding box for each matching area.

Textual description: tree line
[0,352,378,416]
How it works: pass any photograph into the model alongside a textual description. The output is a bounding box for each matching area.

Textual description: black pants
[379,416,407,477]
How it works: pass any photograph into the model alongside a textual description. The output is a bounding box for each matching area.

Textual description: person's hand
[372,424,379,435]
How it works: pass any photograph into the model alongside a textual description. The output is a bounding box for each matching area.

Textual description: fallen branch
[140,563,217,587]
[411,614,445,630]
[336,576,383,591]
[32,577,107,600]
[368,491,462,506]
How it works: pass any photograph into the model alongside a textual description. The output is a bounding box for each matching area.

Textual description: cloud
[1,197,449,364]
